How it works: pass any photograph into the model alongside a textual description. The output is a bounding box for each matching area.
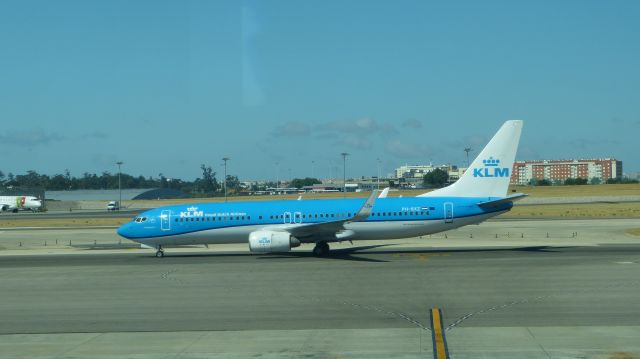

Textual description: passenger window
[331,214,334,218]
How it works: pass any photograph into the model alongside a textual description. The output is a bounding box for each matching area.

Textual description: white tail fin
[419,120,523,198]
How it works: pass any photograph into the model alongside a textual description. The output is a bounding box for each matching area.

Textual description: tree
[590,177,601,185]
[423,168,449,188]
[226,175,241,194]
[537,179,552,186]
[564,178,588,185]
[199,164,218,193]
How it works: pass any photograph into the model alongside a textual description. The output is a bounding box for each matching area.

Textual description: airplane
[0,196,43,213]
[117,120,525,257]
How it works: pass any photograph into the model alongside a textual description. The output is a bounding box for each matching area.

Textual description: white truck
[107,201,120,211]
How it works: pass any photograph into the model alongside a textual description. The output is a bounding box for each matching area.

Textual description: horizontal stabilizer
[477,193,528,208]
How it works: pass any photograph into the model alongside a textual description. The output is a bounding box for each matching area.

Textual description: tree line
[0,167,323,196]
[0,166,232,196]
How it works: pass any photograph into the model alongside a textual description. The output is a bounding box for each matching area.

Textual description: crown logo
[482,157,500,167]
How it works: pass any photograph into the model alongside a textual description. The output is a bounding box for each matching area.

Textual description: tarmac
[1,218,639,358]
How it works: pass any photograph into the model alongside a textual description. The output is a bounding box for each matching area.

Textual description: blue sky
[1,0,638,181]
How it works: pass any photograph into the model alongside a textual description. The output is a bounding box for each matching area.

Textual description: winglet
[378,187,390,198]
[351,190,379,222]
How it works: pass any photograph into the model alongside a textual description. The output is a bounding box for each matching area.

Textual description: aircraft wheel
[313,242,330,256]
[155,250,164,258]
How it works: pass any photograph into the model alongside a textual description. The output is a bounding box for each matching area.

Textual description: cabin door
[444,202,454,223]
[283,212,292,224]
[160,210,171,231]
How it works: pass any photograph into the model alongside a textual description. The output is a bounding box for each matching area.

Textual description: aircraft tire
[313,242,330,256]
[155,250,164,258]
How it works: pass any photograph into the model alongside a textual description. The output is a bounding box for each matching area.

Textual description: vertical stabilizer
[418,120,523,198]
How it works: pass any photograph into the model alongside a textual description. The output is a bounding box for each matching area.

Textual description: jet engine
[248,230,301,253]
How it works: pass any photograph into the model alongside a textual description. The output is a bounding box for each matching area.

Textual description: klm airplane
[117,120,525,257]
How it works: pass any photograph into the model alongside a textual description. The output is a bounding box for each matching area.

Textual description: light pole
[464,147,473,168]
[116,161,123,210]
[377,158,381,190]
[311,160,315,179]
[222,157,230,202]
[275,161,279,191]
[341,153,349,198]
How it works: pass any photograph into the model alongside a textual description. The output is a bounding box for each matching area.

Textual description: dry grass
[3,185,638,228]
[507,183,640,197]
[0,218,128,228]
[129,184,640,207]
[625,228,640,237]
[504,203,640,219]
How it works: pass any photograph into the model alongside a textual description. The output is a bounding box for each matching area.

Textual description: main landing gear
[312,241,330,256]
[155,245,164,258]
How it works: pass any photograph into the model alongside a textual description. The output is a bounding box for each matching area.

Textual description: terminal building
[394,164,466,180]
[510,158,622,185]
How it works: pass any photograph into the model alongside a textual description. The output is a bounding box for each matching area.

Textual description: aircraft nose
[117,222,133,239]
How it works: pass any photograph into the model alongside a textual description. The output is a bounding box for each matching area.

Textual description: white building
[394,164,466,181]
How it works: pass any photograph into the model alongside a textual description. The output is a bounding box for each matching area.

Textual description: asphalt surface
[1,245,639,335]
[1,219,640,358]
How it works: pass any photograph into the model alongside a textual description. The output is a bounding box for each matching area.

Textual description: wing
[270,190,379,243]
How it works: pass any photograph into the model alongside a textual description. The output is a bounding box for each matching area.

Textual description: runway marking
[430,307,449,359]
[393,253,450,262]
[290,293,431,331]
[446,279,640,331]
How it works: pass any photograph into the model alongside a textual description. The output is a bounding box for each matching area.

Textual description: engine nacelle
[248,230,301,253]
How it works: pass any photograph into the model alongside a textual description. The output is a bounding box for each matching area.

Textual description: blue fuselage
[117,196,512,247]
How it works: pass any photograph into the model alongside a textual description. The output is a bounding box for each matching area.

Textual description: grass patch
[128,183,640,207]
[0,218,128,228]
[507,183,640,197]
[504,203,640,219]
[625,228,640,236]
